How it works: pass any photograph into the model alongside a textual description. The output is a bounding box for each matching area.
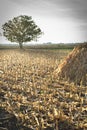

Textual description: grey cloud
[0,0,87,42]
[0,0,13,23]
[77,23,87,31]
[8,0,55,17]
[1,0,87,31]
[8,0,87,22]
[53,0,87,22]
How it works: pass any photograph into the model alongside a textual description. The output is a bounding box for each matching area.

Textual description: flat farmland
[0,49,87,130]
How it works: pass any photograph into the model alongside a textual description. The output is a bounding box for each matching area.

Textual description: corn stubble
[0,49,87,130]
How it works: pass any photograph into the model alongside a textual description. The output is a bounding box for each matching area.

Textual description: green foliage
[2,15,42,48]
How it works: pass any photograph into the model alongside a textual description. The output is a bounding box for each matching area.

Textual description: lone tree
[2,15,42,49]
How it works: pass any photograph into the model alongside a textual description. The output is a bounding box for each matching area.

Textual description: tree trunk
[19,42,23,49]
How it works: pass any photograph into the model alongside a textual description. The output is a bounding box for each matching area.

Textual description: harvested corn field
[0,49,87,130]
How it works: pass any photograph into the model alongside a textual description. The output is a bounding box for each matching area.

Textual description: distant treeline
[26,43,77,50]
[0,43,85,50]
[0,44,18,49]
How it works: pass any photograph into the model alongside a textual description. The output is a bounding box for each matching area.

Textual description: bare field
[0,49,87,130]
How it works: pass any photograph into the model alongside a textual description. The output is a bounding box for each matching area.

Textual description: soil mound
[57,43,87,86]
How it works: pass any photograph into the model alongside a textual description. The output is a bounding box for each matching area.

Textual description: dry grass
[56,44,87,86]
[0,49,87,130]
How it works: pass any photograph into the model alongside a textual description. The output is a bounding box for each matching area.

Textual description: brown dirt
[56,43,87,86]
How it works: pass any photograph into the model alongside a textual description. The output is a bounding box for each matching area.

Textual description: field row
[0,49,87,130]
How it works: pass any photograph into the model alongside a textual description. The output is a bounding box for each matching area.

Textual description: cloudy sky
[0,0,87,43]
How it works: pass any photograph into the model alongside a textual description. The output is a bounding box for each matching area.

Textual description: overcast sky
[0,0,87,43]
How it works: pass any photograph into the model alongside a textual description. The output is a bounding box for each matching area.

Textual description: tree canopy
[2,15,42,48]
